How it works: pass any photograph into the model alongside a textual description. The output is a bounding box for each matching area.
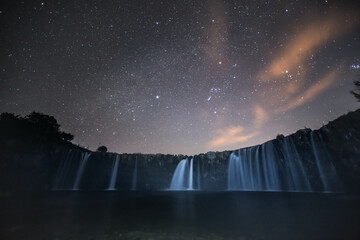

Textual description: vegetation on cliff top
[0,111,79,152]
[351,80,360,102]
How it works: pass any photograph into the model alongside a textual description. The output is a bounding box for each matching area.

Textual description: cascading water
[107,155,120,190]
[52,149,73,190]
[283,137,312,192]
[170,159,187,190]
[228,142,281,191]
[228,132,342,192]
[264,142,281,190]
[131,157,138,191]
[197,159,201,190]
[254,146,261,189]
[188,158,194,190]
[73,152,91,190]
[310,131,341,192]
[169,158,194,190]
[227,152,242,190]
[51,127,343,192]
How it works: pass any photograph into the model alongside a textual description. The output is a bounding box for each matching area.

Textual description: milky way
[1,0,359,154]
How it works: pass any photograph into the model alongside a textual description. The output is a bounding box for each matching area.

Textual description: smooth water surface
[0,192,359,240]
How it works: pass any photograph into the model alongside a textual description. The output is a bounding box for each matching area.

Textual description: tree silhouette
[351,80,360,102]
[97,146,108,152]
[60,132,74,142]
[27,111,60,134]
[0,113,23,136]
[0,111,73,143]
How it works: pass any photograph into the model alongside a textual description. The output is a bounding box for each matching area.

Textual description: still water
[1,191,359,240]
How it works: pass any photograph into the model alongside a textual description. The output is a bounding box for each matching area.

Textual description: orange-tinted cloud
[258,12,356,82]
[208,126,255,148]
[276,70,338,113]
[253,105,268,129]
[207,72,337,150]
[207,9,357,150]
[208,105,267,148]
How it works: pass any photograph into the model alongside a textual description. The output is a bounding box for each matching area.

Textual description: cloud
[208,105,266,148]
[207,9,357,150]
[208,126,255,148]
[258,12,356,82]
[253,105,268,130]
[276,70,338,113]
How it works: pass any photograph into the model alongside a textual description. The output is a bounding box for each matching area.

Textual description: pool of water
[1,191,359,239]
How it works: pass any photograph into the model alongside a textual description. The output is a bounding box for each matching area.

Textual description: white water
[131,157,138,191]
[188,158,194,190]
[169,159,188,190]
[310,131,340,192]
[169,158,195,190]
[197,159,201,190]
[283,137,312,192]
[73,152,91,190]
[107,155,120,190]
[228,133,342,192]
[52,149,73,190]
[53,129,342,192]
[228,142,281,191]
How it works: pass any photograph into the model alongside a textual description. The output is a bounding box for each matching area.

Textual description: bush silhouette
[97,146,108,152]
[351,80,360,102]
[0,111,73,143]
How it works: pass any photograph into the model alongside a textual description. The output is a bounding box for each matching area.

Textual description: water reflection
[0,192,359,239]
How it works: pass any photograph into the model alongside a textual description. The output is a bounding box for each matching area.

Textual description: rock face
[323,110,360,192]
[1,109,360,192]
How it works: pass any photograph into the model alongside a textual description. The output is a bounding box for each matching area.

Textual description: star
[0,0,358,155]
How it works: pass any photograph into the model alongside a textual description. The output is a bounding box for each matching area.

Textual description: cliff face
[323,110,360,192]
[1,109,360,192]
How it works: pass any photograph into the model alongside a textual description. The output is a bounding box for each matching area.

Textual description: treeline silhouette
[0,111,74,145]
[351,80,360,102]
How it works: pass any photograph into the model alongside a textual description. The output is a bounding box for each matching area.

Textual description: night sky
[1,0,359,155]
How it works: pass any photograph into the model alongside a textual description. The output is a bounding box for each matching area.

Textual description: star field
[1,0,359,154]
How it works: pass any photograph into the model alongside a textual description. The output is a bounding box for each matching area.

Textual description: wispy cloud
[253,105,268,129]
[258,12,356,82]
[206,9,357,150]
[276,70,338,113]
[208,105,266,148]
[208,126,255,148]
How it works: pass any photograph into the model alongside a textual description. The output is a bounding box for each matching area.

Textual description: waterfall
[188,158,194,190]
[50,126,344,192]
[170,159,187,190]
[265,142,281,190]
[310,131,341,192]
[131,157,138,191]
[169,158,195,190]
[228,142,282,191]
[247,148,255,189]
[52,149,73,190]
[107,155,120,190]
[261,144,270,189]
[227,152,241,190]
[283,137,312,191]
[197,159,201,190]
[254,146,262,189]
[73,152,91,190]
[228,132,342,192]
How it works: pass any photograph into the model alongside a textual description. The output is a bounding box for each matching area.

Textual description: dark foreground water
[0,191,359,240]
